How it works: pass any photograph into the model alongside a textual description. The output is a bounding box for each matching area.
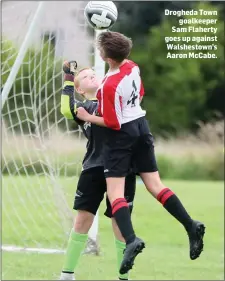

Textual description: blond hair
[74,67,92,91]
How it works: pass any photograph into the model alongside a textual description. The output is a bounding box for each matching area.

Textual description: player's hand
[63,60,77,75]
[77,107,91,122]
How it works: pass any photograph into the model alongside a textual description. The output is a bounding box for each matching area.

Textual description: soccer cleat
[187,220,205,260]
[119,237,145,275]
[59,272,75,280]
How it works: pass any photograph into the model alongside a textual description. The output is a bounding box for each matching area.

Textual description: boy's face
[76,68,100,94]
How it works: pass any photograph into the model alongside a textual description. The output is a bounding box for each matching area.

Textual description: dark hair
[97,31,133,63]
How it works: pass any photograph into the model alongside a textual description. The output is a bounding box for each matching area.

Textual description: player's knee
[74,210,95,233]
[140,171,164,197]
[106,178,125,204]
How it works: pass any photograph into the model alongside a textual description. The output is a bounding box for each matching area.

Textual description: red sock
[112,198,128,215]
[157,188,174,205]
[112,198,136,244]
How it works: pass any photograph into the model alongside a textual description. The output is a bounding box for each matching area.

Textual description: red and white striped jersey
[97,60,146,130]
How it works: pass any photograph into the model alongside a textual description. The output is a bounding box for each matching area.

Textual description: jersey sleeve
[60,80,84,124]
[102,83,122,130]
[61,79,98,127]
[140,79,145,97]
[136,64,145,98]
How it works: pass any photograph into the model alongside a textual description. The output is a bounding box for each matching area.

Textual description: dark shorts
[103,117,158,178]
[73,167,136,217]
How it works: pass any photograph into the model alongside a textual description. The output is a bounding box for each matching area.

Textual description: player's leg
[60,168,105,280]
[105,173,136,280]
[106,196,129,280]
[106,176,137,245]
[141,170,194,230]
[112,219,128,280]
[104,131,136,245]
[136,118,205,260]
[141,170,205,260]
[104,127,145,275]
[60,210,94,280]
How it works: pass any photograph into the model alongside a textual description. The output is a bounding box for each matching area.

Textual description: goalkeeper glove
[63,60,77,75]
[63,61,77,82]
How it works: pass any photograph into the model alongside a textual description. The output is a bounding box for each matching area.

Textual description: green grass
[3,132,224,180]
[2,177,224,280]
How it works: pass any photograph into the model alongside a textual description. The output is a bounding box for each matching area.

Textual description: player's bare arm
[61,61,101,124]
[77,107,106,127]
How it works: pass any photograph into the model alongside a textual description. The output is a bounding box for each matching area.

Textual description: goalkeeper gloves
[63,60,77,75]
[63,60,77,82]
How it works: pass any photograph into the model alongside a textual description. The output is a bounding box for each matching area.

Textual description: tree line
[2,1,224,137]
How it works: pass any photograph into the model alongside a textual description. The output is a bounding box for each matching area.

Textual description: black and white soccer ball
[84,1,118,30]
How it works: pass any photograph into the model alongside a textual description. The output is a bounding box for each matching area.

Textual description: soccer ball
[84,1,118,30]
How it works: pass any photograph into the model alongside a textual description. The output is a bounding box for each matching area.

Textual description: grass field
[2,177,224,280]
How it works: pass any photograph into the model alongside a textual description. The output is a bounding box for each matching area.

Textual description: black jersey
[61,81,106,171]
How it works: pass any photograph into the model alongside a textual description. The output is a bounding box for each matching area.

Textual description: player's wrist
[87,114,94,122]
[88,115,106,127]
[64,74,74,82]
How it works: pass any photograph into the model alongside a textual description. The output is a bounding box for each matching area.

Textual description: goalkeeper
[60,61,136,281]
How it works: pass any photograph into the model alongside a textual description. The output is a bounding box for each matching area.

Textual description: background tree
[128,2,224,135]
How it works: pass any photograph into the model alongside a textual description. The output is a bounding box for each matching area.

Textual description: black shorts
[103,117,158,178]
[73,167,136,218]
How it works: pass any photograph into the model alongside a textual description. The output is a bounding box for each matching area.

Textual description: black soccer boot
[187,220,205,260]
[119,237,145,275]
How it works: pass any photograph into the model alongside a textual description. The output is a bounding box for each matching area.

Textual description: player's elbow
[104,118,121,130]
[60,104,74,119]
[113,125,121,130]
[60,106,69,119]
[61,95,74,119]
[109,124,121,130]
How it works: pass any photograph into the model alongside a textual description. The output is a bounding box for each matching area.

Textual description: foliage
[113,1,194,39]
[130,2,224,135]
[1,2,224,137]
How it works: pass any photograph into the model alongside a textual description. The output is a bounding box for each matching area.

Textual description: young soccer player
[77,31,206,275]
[59,61,136,280]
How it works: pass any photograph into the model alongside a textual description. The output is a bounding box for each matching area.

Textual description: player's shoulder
[103,60,140,92]
[123,60,141,75]
[118,60,140,78]
[125,59,139,68]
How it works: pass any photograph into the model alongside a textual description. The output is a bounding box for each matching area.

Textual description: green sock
[115,239,129,280]
[62,230,88,272]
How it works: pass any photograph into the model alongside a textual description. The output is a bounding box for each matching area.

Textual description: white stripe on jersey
[114,85,122,127]
[97,61,146,130]
[118,65,146,124]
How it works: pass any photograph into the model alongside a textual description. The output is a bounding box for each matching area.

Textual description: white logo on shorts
[75,190,83,198]
[84,121,91,130]
[128,201,133,207]
[104,169,109,173]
